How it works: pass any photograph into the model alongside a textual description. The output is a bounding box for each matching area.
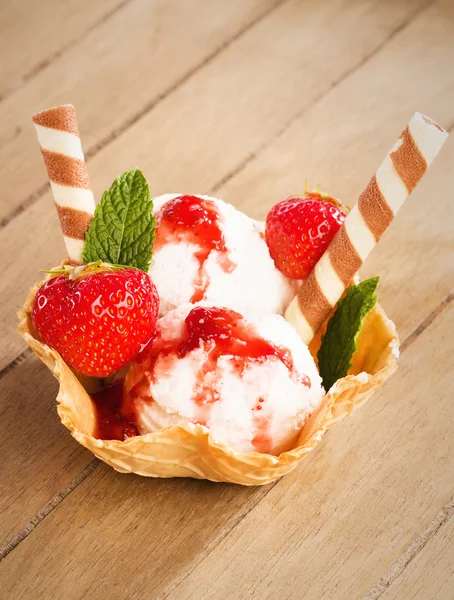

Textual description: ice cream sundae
[18,105,448,484]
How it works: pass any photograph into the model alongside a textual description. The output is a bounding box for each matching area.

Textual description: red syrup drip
[121,306,311,451]
[252,397,271,454]
[153,195,236,302]
[90,383,139,441]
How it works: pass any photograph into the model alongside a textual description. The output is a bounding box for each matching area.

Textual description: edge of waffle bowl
[18,277,399,486]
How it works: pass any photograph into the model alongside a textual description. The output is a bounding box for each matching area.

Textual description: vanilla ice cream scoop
[149,194,297,317]
[123,303,325,455]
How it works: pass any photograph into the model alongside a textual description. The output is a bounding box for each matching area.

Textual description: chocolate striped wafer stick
[32,105,95,265]
[286,113,448,345]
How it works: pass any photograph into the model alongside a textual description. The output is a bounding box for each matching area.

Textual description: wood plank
[218,0,454,340]
[1,289,453,599]
[163,302,454,599]
[0,2,450,596]
[0,0,279,223]
[0,0,439,371]
[379,508,454,600]
[83,0,428,204]
[0,0,274,545]
[0,0,126,100]
[0,0,427,223]
[0,4,451,549]
[0,461,274,599]
[0,353,93,549]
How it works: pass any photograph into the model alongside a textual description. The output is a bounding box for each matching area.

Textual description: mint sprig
[82,169,155,272]
[317,277,379,391]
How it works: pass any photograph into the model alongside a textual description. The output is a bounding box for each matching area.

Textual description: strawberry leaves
[83,169,155,272]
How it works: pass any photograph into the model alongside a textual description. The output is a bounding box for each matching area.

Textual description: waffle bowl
[18,275,399,486]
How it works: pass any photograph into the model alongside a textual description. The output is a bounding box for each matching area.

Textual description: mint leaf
[82,169,155,272]
[317,277,379,391]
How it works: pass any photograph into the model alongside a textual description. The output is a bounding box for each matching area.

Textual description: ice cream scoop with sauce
[149,194,297,318]
[123,303,325,455]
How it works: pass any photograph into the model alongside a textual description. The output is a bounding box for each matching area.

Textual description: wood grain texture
[0,0,279,223]
[219,0,454,212]
[0,464,275,599]
[0,353,92,549]
[379,505,454,600]
[0,0,275,560]
[84,0,428,204]
[1,293,453,599]
[0,0,127,99]
[0,0,453,597]
[0,0,440,372]
[163,301,454,599]
[218,0,454,340]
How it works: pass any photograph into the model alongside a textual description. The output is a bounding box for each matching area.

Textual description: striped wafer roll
[32,105,95,265]
[286,112,448,345]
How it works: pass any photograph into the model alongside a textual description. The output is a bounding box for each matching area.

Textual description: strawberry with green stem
[265,189,347,280]
[32,169,160,377]
[32,263,159,377]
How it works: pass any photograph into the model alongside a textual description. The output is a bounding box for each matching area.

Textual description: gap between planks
[362,497,454,600]
[0,0,447,385]
[0,347,32,381]
[0,0,133,104]
[0,459,99,561]
[211,0,436,195]
[0,0,448,577]
[0,0,435,231]
[0,289,452,574]
[0,0,288,230]
[140,297,454,599]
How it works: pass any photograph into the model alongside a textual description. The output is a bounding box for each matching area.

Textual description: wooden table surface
[1,1,453,598]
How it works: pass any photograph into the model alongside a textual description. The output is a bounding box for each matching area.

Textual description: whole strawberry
[265,192,346,280]
[32,265,159,377]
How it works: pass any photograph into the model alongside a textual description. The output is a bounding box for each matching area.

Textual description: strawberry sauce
[154,195,236,302]
[180,306,294,368]
[251,397,271,454]
[90,383,138,441]
[119,306,311,452]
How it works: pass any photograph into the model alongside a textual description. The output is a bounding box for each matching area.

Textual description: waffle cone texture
[19,276,399,486]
